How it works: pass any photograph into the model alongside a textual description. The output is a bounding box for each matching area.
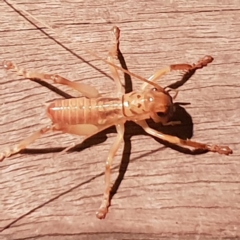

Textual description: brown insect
[1,26,232,219]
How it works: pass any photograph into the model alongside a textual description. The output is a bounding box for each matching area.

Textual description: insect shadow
[21,49,206,207]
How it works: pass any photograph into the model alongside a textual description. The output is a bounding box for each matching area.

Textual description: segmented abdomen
[47,97,123,125]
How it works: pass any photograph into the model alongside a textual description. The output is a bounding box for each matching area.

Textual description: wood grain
[0,0,240,239]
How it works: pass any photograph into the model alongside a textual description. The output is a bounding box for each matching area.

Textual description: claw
[207,144,233,155]
[0,146,18,161]
[96,207,108,219]
[3,60,14,70]
[198,55,214,66]
[217,146,233,155]
[0,153,5,162]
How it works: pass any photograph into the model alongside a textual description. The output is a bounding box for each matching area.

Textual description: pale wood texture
[0,1,240,239]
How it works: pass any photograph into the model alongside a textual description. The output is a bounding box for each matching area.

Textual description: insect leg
[3,60,99,98]
[141,55,214,90]
[94,27,125,218]
[96,122,125,219]
[57,121,126,220]
[0,125,53,161]
[0,123,111,162]
[107,26,125,95]
[137,120,233,155]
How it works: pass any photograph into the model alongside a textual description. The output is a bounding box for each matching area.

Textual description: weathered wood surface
[0,0,240,239]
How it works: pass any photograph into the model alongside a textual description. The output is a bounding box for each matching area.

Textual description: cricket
[1,23,233,219]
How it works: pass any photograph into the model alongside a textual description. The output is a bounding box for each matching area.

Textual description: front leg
[141,55,214,90]
[137,120,232,155]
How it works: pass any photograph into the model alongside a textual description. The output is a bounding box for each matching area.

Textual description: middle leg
[95,27,126,219]
[137,120,232,155]
[96,122,125,219]
[107,26,125,95]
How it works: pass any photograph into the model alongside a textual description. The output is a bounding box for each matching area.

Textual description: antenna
[6,1,163,91]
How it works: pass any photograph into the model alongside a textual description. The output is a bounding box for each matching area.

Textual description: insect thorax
[122,90,173,120]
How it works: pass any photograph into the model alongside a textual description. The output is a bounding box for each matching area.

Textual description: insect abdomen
[47,97,123,125]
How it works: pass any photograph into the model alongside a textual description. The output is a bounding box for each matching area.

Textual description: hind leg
[0,125,53,161]
[3,60,99,98]
[0,123,108,162]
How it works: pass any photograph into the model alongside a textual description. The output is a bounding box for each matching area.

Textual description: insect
[1,26,232,219]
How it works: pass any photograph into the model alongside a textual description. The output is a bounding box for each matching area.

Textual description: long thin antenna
[86,50,163,90]
[3,0,112,80]
[6,1,163,90]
